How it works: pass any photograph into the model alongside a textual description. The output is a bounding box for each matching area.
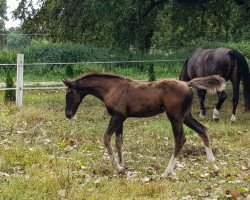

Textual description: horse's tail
[229,49,250,111]
[187,75,226,94]
[179,59,190,81]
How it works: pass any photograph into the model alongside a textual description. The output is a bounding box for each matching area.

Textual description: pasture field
[0,84,249,199]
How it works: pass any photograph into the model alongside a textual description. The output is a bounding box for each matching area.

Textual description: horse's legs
[213,91,227,120]
[184,112,219,172]
[231,82,240,122]
[161,115,186,178]
[115,124,124,167]
[104,115,125,172]
[197,89,207,118]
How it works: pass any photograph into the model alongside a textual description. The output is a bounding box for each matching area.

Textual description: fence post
[16,54,24,108]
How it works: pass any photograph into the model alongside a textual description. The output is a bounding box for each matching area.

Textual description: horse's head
[62,79,86,119]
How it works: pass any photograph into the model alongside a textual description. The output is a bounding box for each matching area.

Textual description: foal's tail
[187,75,226,94]
[229,49,250,111]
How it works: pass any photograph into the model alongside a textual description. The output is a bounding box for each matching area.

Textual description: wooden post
[16,54,24,108]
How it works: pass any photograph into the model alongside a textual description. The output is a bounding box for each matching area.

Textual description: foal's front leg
[115,124,124,167]
[104,116,125,172]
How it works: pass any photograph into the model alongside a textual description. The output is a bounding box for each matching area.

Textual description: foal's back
[104,79,192,118]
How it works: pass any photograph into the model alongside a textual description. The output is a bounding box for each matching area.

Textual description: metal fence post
[16,54,24,108]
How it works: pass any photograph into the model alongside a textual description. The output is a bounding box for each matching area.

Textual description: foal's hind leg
[104,115,125,172]
[184,112,219,173]
[197,89,207,118]
[115,124,124,167]
[161,115,186,178]
[213,91,227,120]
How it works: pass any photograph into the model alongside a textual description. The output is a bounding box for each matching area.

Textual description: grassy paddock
[0,84,249,199]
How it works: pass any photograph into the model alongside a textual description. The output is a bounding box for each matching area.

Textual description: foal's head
[62,80,86,119]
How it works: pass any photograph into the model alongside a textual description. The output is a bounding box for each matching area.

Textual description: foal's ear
[62,79,75,89]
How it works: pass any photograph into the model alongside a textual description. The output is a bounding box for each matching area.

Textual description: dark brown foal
[63,73,225,177]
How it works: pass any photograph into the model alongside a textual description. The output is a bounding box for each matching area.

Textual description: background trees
[6,0,250,53]
[0,0,7,47]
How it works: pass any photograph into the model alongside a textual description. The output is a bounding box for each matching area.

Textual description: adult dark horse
[63,72,225,178]
[180,48,250,122]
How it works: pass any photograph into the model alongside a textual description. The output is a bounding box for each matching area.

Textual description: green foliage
[4,70,15,103]
[22,41,112,63]
[6,31,32,49]
[0,0,7,20]
[153,0,237,48]
[0,49,16,63]
[153,0,250,49]
[65,65,74,78]
[148,63,156,81]
[13,0,250,52]
[0,40,248,82]
[0,0,7,48]
[228,42,250,58]
[15,0,169,52]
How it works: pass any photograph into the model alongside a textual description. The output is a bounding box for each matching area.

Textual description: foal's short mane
[76,72,126,81]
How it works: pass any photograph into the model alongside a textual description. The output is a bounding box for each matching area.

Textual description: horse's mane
[76,72,125,81]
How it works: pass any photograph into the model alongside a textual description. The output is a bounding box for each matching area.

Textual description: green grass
[0,85,249,199]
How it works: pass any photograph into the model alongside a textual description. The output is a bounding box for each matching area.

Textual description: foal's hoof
[211,164,220,176]
[117,166,126,174]
[213,168,220,176]
[213,170,220,176]
[160,172,171,179]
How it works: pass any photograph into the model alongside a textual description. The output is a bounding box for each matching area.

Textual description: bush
[23,41,112,63]
[6,33,32,49]
[228,42,250,59]
[4,70,16,103]
[148,63,156,81]
[65,65,74,78]
[0,49,16,64]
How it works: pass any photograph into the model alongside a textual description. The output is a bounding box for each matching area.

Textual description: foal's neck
[77,76,120,100]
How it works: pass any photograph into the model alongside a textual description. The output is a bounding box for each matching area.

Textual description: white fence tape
[0,59,186,67]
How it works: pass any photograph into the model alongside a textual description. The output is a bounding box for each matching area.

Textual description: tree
[230,0,250,40]
[152,0,250,48]
[6,28,32,49]
[0,0,7,47]
[14,0,169,52]
[13,0,250,51]
[12,0,36,24]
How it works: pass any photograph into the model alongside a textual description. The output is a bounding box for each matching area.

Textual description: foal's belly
[127,105,165,118]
